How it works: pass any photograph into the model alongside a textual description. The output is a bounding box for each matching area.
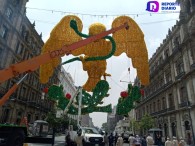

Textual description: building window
[150,104,152,113]
[2,108,10,123]
[185,121,190,131]
[15,41,20,54]
[190,47,195,64]
[19,44,24,55]
[5,7,13,19]
[171,122,176,137]
[153,102,156,113]
[175,59,184,75]
[164,123,168,137]
[16,111,22,124]
[20,86,26,99]
[168,94,174,108]
[162,97,166,110]
[160,77,164,87]
[164,48,169,59]
[31,92,35,102]
[35,115,39,120]
[0,25,8,39]
[180,86,188,103]
[146,105,149,113]
[157,100,161,111]
[173,36,180,50]
[27,113,31,123]
[165,69,171,83]
[143,107,145,115]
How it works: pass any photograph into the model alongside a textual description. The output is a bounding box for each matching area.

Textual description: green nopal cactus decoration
[48,80,112,115]
[116,84,141,115]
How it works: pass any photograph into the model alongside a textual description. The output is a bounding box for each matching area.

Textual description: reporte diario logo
[146,0,180,13]
[146,1,159,12]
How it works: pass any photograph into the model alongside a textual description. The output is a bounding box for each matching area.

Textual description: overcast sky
[26,0,180,128]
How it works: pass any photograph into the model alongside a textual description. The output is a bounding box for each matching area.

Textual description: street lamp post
[187,101,195,145]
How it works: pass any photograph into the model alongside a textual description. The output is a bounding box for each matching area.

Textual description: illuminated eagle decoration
[39,15,149,92]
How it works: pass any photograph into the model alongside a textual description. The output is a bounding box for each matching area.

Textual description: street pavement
[27,135,130,146]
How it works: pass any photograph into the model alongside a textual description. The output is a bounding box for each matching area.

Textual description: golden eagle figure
[39,15,149,91]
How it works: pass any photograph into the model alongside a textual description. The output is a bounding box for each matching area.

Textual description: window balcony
[179,101,188,108]
[175,71,185,80]
[190,63,195,70]
[150,109,168,116]
[167,106,175,111]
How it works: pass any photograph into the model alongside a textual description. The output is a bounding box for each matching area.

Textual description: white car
[79,127,105,146]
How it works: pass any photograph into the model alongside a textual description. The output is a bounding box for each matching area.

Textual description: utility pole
[77,87,82,128]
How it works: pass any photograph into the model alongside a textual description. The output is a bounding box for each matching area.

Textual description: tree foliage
[45,111,77,130]
[130,119,141,133]
[101,122,108,132]
[140,114,154,131]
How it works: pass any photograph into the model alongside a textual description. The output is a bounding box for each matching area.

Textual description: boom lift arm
[0,22,128,83]
[0,22,129,106]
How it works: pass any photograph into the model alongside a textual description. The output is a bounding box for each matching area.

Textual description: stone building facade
[135,0,195,144]
[107,106,123,134]
[0,0,60,124]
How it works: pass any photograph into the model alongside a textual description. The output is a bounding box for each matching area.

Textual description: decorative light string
[28,18,178,26]
[26,7,179,18]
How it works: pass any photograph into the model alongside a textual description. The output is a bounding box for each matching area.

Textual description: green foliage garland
[116,84,141,115]
[48,80,112,114]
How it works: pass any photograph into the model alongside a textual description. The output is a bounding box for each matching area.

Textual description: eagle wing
[112,16,149,85]
[39,15,84,83]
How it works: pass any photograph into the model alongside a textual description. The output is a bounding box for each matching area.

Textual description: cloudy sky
[26,0,180,128]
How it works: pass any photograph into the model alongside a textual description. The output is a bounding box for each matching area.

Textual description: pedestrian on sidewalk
[179,137,186,146]
[65,132,71,146]
[75,131,83,146]
[116,134,123,146]
[156,134,162,146]
[165,137,172,146]
[108,132,114,146]
[146,134,154,146]
[141,136,147,146]
[172,136,179,146]
[104,132,109,146]
[128,134,135,146]
[114,132,119,146]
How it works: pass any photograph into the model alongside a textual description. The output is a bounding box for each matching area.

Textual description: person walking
[116,134,124,146]
[114,132,119,146]
[75,132,83,146]
[172,136,179,146]
[108,132,114,146]
[65,132,71,146]
[129,134,135,146]
[179,137,186,146]
[156,134,162,146]
[165,137,172,146]
[134,135,142,146]
[146,134,154,146]
[141,136,147,146]
[104,132,109,146]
